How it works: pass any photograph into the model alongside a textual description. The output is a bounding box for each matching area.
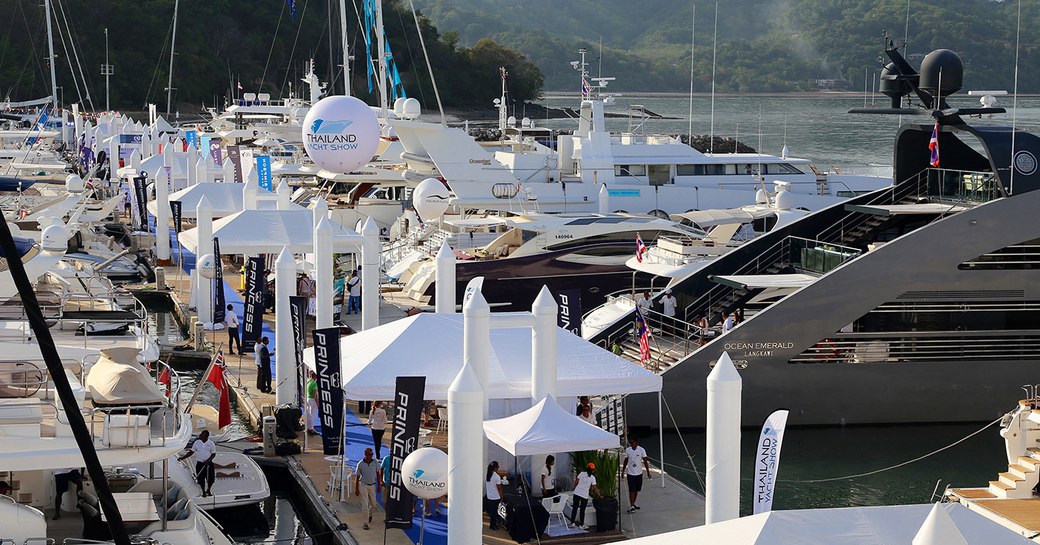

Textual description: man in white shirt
[225,304,241,354]
[722,311,735,333]
[660,290,677,334]
[636,292,652,316]
[178,430,217,497]
[623,436,651,513]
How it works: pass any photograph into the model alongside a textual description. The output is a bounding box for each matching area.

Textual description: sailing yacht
[592,44,1040,428]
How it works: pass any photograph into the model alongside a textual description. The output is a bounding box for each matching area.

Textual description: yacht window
[547,230,663,251]
[765,163,804,175]
[676,164,706,176]
[648,164,671,185]
[615,165,647,177]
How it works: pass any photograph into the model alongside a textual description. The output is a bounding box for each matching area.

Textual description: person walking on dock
[369,401,387,459]
[225,304,241,354]
[355,448,380,530]
[346,272,361,315]
[305,371,318,434]
[257,336,273,393]
[623,436,651,513]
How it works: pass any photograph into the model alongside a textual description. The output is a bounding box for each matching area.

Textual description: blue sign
[608,189,641,197]
[200,136,212,157]
[184,130,199,150]
[256,155,273,191]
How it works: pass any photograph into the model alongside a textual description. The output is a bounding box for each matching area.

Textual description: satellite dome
[40,224,68,252]
[878,62,912,108]
[521,117,531,128]
[401,98,421,120]
[775,189,794,210]
[755,188,769,204]
[65,174,85,193]
[919,49,963,98]
[507,116,517,127]
[393,97,407,117]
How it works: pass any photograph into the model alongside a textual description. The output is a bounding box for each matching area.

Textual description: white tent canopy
[609,503,1032,545]
[483,395,621,456]
[301,313,662,401]
[146,182,259,218]
[179,209,362,255]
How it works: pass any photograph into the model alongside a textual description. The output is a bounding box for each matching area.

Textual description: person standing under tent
[571,463,600,530]
[485,461,504,530]
[623,436,651,513]
[540,455,557,498]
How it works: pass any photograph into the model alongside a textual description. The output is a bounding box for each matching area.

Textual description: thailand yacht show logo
[307,118,359,151]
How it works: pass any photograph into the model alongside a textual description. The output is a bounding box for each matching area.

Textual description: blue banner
[184,130,199,150]
[256,155,273,192]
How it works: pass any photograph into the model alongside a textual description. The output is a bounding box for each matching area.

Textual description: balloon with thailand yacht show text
[401,447,448,499]
[302,96,380,174]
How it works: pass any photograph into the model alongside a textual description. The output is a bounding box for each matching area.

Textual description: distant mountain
[412,0,1040,94]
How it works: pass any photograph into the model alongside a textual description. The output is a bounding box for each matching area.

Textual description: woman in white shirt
[540,455,556,498]
[485,461,505,530]
[570,462,600,530]
[368,401,388,459]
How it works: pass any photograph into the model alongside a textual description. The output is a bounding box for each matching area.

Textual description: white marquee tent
[483,395,621,456]
[178,209,362,255]
[301,313,662,401]
[608,503,1031,545]
[146,182,275,218]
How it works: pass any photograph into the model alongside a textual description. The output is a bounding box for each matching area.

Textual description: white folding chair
[436,407,448,434]
[543,493,570,529]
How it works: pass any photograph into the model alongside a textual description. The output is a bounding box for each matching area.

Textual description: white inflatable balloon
[302,96,380,174]
[197,254,217,279]
[401,447,448,500]
[413,178,450,223]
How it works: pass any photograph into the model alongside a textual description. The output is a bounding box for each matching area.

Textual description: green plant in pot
[570,450,619,495]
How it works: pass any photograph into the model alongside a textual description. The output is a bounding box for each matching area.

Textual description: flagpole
[186,343,224,412]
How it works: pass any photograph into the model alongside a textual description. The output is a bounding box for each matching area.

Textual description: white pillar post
[108,135,120,180]
[222,158,235,183]
[530,285,558,403]
[195,196,213,325]
[312,197,328,229]
[195,153,208,184]
[447,360,484,545]
[129,150,141,172]
[162,138,174,184]
[598,183,610,214]
[277,181,292,210]
[361,217,380,331]
[314,217,334,329]
[434,241,456,313]
[275,246,297,405]
[72,104,81,146]
[155,167,171,262]
[705,351,741,524]
[463,290,491,419]
[186,145,198,187]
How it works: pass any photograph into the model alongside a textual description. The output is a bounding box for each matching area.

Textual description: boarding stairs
[985,397,1040,499]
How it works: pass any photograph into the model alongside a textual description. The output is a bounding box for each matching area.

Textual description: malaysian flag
[581,78,591,98]
[929,121,940,167]
[635,233,647,263]
[635,307,652,366]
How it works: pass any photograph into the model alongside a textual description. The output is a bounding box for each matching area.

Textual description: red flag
[206,352,232,429]
[158,367,171,398]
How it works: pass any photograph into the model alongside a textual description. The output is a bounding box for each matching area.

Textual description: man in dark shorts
[623,437,651,513]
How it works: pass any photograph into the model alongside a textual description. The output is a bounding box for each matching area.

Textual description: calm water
[532,94,1040,169]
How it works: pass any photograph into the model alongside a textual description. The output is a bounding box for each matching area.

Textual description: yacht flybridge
[592,43,1040,428]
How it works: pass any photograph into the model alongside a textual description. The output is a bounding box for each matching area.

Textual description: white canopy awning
[146,182,255,218]
[179,209,362,255]
[483,395,621,456]
[610,503,1030,545]
[301,313,662,401]
[443,217,508,228]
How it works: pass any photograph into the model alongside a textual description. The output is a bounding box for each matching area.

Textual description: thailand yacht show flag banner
[256,155,273,191]
[289,296,308,407]
[312,327,343,455]
[753,409,790,514]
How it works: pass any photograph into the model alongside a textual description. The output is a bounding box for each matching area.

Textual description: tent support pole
[659,391,665,488]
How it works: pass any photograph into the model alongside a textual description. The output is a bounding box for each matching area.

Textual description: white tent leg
[659,391,665,488]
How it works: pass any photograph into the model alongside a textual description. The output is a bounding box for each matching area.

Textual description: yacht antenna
[166,0,180,115]
[44,0,58,109]
[709,1,718,153]
[1010,0,1021,194]
[339,0,350,95]
[687,3,695,146]
[375,0,389,115]
[863,67,868,107]
[903,0,911,55]
[757,104,763,177]
[0,220,134,545]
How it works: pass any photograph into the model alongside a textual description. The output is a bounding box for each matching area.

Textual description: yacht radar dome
[919,49,963,100]
[878,62,912,108]
[413,178,450,222]
[40,224,68,252]
[65,174,85,193]
[394,97,407,117]
[521,117,531,128]
[302,95,380,174]
[401,98,421,120]
[507,115,517,127]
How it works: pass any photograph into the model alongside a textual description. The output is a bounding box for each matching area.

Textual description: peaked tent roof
[178,209,362,254]
[145,182,303,218]
[301,313,662,401]
[483,395,621,456]
[609,503,1032,545]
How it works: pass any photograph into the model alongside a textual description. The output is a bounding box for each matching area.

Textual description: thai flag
[581,78,591,98]
[929,121,940,167]
[635,233,647,263]
[635,308,652,366]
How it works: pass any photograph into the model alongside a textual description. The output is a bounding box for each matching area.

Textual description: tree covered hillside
[413,0,1040,93]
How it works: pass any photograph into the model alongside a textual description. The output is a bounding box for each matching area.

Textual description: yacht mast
[375,0,388,115]
[44,0,59,107]
[339,0,350,95]
[166,0,180,116]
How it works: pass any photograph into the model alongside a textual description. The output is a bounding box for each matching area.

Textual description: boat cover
[85,347,165,405]
[0,237,34,259]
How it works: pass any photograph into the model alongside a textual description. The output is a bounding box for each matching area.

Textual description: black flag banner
[312,327,343,455]
[289,296,307,407]
[212,238,225,324]
[132,174,148,231]
[242,256,265,353]
[386,376,426,529]
[556,289,582,336]
[170,200,183,233]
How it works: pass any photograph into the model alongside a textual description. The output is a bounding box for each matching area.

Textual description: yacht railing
[789,329,1040,364]
[87,402,181,449]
